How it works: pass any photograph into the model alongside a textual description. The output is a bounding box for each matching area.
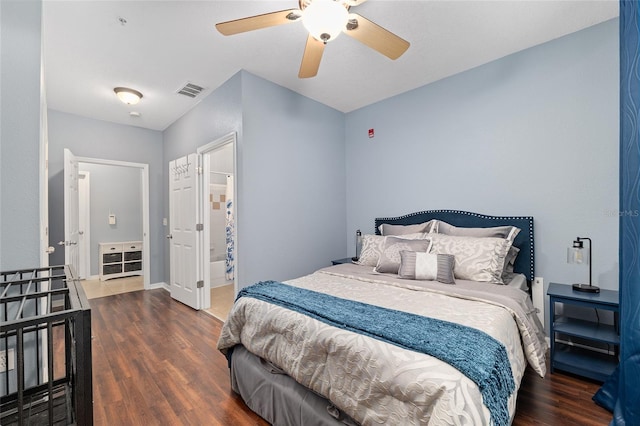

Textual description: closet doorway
[198,133,236,320]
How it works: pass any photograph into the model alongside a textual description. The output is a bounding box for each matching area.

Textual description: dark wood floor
[89,289,612,425]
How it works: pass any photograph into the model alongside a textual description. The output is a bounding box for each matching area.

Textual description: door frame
[78,171,91,279]
[75,156,151,289]
[197,132,238,309]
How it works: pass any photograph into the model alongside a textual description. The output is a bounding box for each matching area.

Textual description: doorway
[72,155,151,290]
[199,133,237,320]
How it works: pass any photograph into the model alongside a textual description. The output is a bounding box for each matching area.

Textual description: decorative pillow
[356,235,386,266]
[374,237,432,274]
[427,233,513,284]
[379,220,437,236]
[434,220,520,243]
[398,251,455,284]
[356,233,427,267]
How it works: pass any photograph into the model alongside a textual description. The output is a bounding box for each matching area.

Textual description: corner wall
[162,71,346,289]
[239,71,346,286]
[345,19,619,293]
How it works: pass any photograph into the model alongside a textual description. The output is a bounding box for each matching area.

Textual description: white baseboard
[149,281,170,291]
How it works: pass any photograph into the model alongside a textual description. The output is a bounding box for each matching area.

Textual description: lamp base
[572,283,600,293]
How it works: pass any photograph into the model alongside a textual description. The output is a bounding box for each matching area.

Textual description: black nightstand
[331,257,354,265]
[547,282,619,382]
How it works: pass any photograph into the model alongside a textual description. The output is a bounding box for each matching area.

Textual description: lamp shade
[567,245,589,264]
[114,87,143,105]
[302,0,348,42]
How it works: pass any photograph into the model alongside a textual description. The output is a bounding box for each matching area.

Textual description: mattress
[218,263,547,425]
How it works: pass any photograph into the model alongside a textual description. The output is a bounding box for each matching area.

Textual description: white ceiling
[43,1,619,131]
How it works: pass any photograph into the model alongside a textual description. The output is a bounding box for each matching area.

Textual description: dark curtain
[597,1,640,424]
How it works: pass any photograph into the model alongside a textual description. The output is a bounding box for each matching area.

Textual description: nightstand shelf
[547,282,619,383]
[553,343,618,382]
[553,317,619,344]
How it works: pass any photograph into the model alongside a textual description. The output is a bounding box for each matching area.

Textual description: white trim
[150,282,170,291]
[74,156,151,290]
[78,171,91,279]
[197,132,238,310]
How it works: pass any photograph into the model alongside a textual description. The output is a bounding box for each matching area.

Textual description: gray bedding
[218,263,547,425]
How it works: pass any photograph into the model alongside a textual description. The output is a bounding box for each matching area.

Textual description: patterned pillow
[427,233,513,284]
[379,220,437,236]
[356,233,426,267]
[374,237,432,274]
[398,251,456,284]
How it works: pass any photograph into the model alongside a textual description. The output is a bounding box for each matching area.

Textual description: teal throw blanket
[237,281,515,426]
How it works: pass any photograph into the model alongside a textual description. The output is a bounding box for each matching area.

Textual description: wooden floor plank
[89,289,613,425]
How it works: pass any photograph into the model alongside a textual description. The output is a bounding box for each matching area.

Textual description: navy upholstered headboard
[374,210,535,282]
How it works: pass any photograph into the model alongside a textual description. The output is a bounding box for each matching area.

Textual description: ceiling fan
[215,0,410,78]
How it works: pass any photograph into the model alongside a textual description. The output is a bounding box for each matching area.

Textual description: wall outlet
[0,348,15,372]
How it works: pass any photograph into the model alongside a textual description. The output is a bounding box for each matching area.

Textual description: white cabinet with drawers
[99,241,143,280]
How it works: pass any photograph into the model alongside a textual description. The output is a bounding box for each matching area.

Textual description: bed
[218,210,547,425]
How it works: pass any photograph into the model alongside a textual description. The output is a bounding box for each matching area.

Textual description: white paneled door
[169,154,200,309]
[62,149,80,275]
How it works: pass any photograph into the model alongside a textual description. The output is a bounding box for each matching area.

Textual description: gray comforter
[218,263,547,425]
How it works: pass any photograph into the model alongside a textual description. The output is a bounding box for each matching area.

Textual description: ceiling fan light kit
[302,0,349,42]
[215,0,409,79]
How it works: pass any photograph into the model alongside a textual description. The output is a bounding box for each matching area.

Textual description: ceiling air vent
[177,82,205,98]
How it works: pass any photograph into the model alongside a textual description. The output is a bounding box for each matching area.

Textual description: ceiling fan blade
[344,13,409,60]
[299,35,325,78]
[216,9,301,36]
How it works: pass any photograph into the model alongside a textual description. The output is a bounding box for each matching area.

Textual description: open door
[62,148,80,273]
[168,154,201,309]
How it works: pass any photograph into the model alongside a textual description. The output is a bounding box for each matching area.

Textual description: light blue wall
[345,19,619,295]
[47,110,164,283]
[79,163,143,276]
[239,71,346,285]
[0,0,42,270]
[163,71,346,288]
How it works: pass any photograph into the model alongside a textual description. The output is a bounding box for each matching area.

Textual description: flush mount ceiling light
[114,87,143,105]
[215,0,409,78]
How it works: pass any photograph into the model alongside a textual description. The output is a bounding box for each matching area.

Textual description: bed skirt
[230,345,358,426]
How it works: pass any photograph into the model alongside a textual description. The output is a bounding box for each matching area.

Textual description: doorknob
[58,241,66,246]
[166,234,173,239]
[46,246,55,254]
